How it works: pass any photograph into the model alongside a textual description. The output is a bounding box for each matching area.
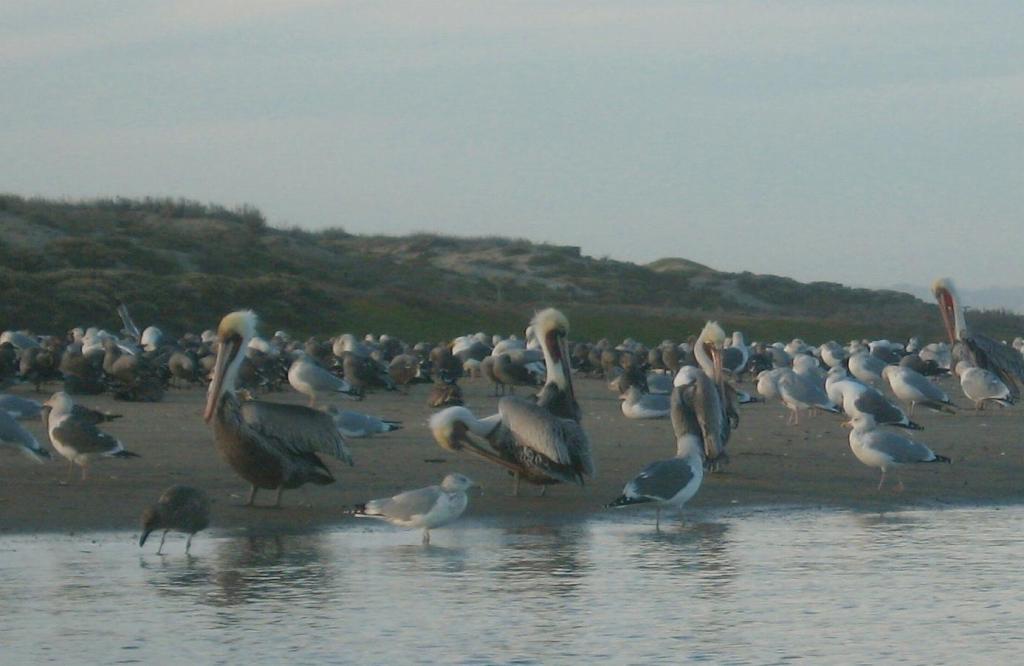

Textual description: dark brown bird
[140,485,211,554]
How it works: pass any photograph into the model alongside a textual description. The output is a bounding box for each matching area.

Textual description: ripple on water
[1,505,1023,663]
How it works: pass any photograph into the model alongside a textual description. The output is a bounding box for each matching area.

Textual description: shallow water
[2,505,1022,664]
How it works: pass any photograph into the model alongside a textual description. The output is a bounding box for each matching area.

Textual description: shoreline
[1,376,1022,535]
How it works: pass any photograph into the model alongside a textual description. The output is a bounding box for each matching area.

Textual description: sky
[2,1,1022,293]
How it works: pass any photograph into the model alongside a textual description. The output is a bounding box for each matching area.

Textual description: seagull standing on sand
[140,485,211,555]
[44,391,139,482]
[288,352,358,407]
[955,361,1014,410]
[353,473,479,544]
[882,365,956,415]
[607,383,705,530]
[844,413,950,491]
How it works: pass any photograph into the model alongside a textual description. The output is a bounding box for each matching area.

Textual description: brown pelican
[140,485,211,554]
[430,396,595,496]
[204,311,354,507]
[44,391,139,482]
[352,473,479,544]
[532,308,580,422]
[607,384,704,530]
[672,366,731,468]
[844,413,950,490]
[933,277,1024,399]
[686,321,737,469]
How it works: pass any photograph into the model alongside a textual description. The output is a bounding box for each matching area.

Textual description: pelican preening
[430,397,594,495]
[204,311,354,507]
[532,308,580,422]
[353,473,479,544]
[933,277,1024,399]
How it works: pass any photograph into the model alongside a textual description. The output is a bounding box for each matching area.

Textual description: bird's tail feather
[113,450,141,458]
[931,454,952,464]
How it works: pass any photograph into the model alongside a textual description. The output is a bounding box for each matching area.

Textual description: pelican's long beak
[204,338,237,423]
[706,343,725,387]
[937,291,957,345]
[559,335,575,400]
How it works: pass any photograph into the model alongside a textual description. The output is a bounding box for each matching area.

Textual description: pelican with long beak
[684,321,738,470]
[532,308,581,422]
[204,311,353,507]
[933,277,1024,399]
[430,397,594,496]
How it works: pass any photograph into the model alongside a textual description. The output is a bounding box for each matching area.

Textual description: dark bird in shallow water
[140,485,211,554]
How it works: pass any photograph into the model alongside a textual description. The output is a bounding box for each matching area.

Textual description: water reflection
[1,507,1024,663]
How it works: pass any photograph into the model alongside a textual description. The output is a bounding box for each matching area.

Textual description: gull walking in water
[844,413,950,491]
[607,383,705,530]
[140,485,211,555]
[204,311,354,507]
[44,392,139,482]
[353,473,479,544]
[0,409,50,462]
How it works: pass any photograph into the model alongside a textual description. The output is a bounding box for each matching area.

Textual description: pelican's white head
[533,308,574,395]
[204,310,257,423]
[932,277,967,342]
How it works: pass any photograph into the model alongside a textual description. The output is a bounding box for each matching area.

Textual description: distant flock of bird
[2,277,1023,547]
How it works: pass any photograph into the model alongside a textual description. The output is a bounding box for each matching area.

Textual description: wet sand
[1,375,1021,534]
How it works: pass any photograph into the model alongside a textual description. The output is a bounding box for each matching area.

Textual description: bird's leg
[538,485,547,497]
[185,533,194,554]
[512,473,521,497]
[655,508,661,532]
[157,530,167,555]
[65,460,75,485]
[81,465,89,481]
[422,529,431,545]
[247,485,258,506]
[896,474,905,493]
[877,470,886,491]
[909,402,916,417]
[274,486,284,507]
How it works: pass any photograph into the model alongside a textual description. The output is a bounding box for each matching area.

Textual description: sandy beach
[1,374,1021,534]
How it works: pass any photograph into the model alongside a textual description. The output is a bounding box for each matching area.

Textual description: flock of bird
[2,277,1023,547]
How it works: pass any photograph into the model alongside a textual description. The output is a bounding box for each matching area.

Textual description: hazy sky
[2,2,1022,291]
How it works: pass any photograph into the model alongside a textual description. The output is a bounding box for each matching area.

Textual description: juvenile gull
[44,391,139,482]
[353,473,479,544]
[844,413,950,490]
[140,485,211,555]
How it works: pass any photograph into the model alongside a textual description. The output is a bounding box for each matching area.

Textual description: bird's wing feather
[499,397,594,476]
[242,400,353,464]
[968,332,1024,397]
[52,416,120,454]
[865,430,934,463]
[366,485,442,521]
[626,459,694,501]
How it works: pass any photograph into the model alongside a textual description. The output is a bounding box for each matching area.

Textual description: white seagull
[353,473,479,544]
[844,413,950,491]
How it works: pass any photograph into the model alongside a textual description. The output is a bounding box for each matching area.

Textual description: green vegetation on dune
[1,194,1019,344]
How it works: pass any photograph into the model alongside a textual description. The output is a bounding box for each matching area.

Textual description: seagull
[776,368,841,425]
[848,351,887,387]
[844,413,950,490]
[288,352,358,407]
[43,391,139,482]
[0,394,43,420]
[352,473,479,544]
[619,386,670,419]
[325,407,401,438]
[882,365,956,415]
[607,385,704,529]
[140,485,211,555]
[956,362,1014,410]
[204,311,354,507]
[0,409,51,462]
[826,367,922,430]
